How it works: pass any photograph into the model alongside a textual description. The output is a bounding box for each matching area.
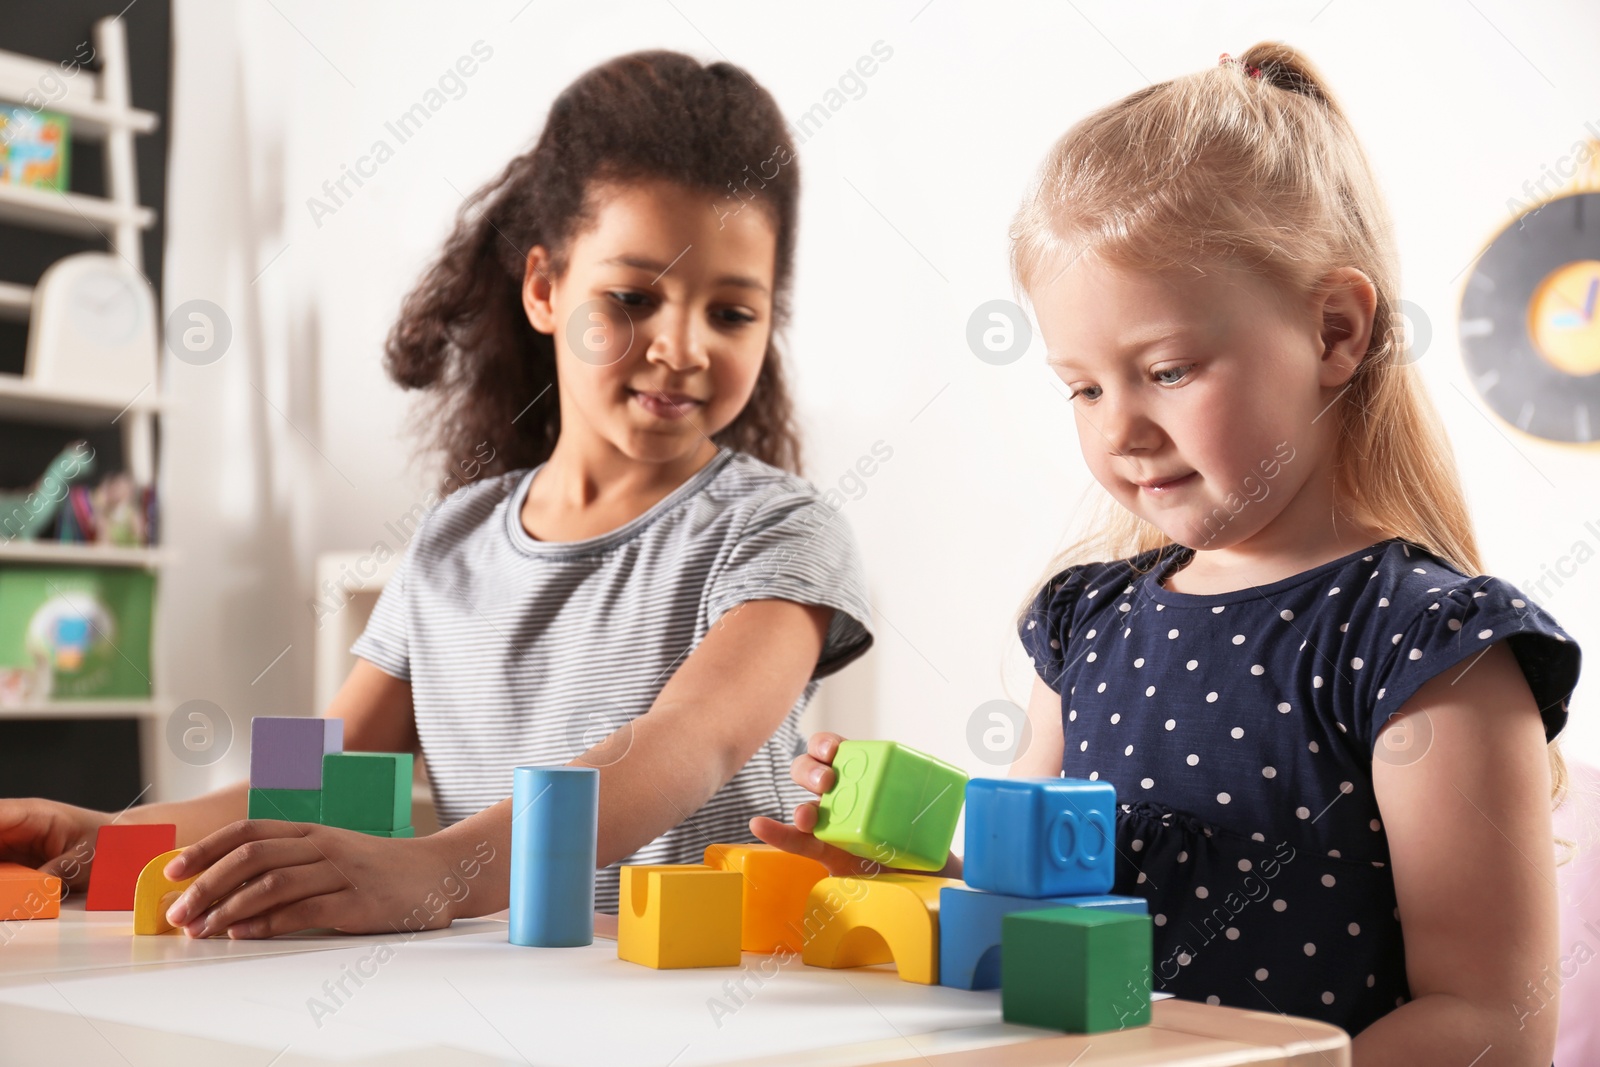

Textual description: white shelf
[0,373,162,427]
[0,281,30,322]
[0,52,158,142]
[0,182,154,239]
[0,540,161,568]
[0,698,164,720]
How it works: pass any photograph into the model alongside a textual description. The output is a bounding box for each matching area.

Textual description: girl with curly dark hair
[4,51,875,934]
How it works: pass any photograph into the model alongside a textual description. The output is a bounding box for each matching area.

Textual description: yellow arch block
[133,849,198,935]
[617,864,742,969]
[703,843,828,954]
[799,873,961,984]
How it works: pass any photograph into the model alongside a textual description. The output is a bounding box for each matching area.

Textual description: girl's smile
[629,387,705,421]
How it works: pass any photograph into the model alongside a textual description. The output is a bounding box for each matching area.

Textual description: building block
[617,864,742,969]
[510,766,599,948]
[703,842,829,954]
[321,752,412,831]
[799,873,960,984]
[1001,906,1153,1033]
[85,823,176,911]
[964,777,1116,898]
[0,862,61,921]
[250,716,343,790]
[813,741,968,872]
[248,787,321,823]
[132,849,198,935]
[939,886,1147,990]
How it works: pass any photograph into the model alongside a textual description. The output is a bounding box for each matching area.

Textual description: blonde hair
[1010,41,1577,862]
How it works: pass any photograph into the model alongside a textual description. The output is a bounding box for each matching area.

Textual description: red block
[85,824,177,911]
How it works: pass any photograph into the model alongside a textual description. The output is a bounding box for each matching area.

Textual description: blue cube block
[964,777,1116,898]
[940,886,1147,990]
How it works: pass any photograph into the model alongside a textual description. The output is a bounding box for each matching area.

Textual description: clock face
[1460,191,1600,444]
[68,265,143,348]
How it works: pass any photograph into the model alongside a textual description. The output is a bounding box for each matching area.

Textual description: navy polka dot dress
[1018,537,1581,1038]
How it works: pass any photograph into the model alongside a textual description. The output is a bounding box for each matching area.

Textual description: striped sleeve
[349,549,412,681]
[705,491,874,679]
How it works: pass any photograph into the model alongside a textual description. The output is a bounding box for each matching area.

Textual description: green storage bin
[0,566,154,701]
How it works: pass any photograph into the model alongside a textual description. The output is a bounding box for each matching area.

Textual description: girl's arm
[1009,675,1067,777]
[433,596,834,918]
[1352,639,1561,1066]
[164,597,834,935]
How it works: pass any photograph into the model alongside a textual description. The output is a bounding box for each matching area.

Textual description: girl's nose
[1097,395,1158,459]
[645,307,710,372]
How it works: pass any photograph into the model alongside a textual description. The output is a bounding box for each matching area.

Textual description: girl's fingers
[38,840,94,886]
[806,732,845,763]
[165,818,308,881]
[165,830,327,928]
[793,800,819,832]
[224,891,349,940]
[749,814,878,879]
[183,860,347,939]
[749,816,830,864]
[788,756,836,796]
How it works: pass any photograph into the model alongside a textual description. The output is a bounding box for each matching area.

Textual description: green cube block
[814,740,968,871]
[321,752,412,831]
[1001,906,1153,1033]
[361,826,414,838]
[248,788,321,823]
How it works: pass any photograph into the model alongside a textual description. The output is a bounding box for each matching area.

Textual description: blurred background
[1,5,1597,1037]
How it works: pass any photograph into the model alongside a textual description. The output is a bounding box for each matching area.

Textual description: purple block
[250,717,344,790]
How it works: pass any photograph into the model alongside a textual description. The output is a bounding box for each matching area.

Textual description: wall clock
[1459,153,1600,444]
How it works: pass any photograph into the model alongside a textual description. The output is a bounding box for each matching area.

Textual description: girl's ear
[522,246,558,334]
[1316,267,1378,388]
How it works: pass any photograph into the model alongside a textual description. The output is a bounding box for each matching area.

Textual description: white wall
[157,0,1600,801]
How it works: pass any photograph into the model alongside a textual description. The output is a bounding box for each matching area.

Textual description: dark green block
[248,788,321,823]
[321,752,412,831]
[1001,906,1153,1033]
[361,826,414,838]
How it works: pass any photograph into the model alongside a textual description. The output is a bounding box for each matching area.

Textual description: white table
[0,901,1350,1065]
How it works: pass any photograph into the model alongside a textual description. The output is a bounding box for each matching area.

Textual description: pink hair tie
[1218,53,1263,79]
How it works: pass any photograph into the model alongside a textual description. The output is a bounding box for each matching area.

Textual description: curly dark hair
[384,50,804,493]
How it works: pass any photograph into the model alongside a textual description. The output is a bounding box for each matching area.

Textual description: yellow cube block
[617,864,742,969]
[703,843,829,954]
[799,873,960,984]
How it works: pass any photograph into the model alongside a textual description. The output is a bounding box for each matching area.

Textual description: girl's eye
[1070,364,1193,401]
[714,307,757,326]
[607,290,653,309]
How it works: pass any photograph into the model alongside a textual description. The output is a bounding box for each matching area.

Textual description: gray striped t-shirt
[349,447,874,912]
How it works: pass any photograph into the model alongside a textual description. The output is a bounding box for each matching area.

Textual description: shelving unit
[0,16,167,791]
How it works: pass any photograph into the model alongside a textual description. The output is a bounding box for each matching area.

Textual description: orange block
[703,843,829,954]
[85,824,177,911]
[0,862,61,921]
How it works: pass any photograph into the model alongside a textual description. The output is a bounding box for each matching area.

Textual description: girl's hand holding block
[750,732,966,881]
[160,820,469,938]
[0,797,111,890]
